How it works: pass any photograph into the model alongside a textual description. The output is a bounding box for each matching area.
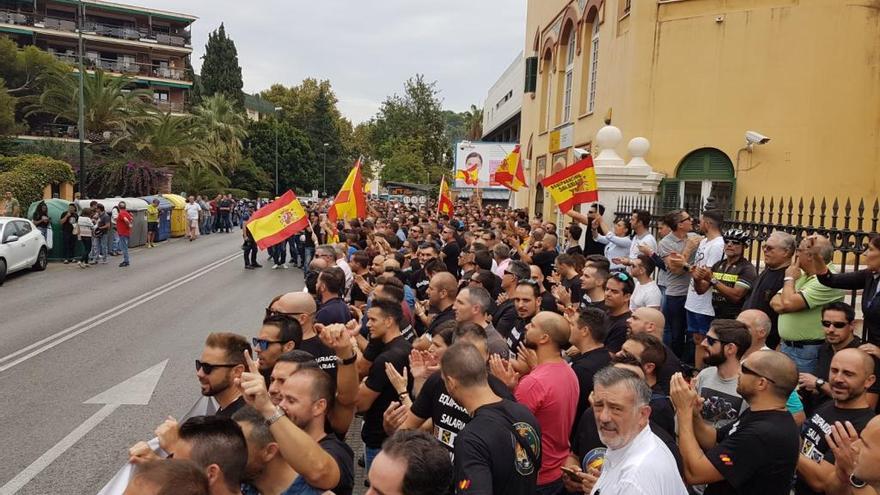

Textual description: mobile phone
[560,466,581,479]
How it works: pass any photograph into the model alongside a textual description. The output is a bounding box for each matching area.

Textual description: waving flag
[456,164,480,186]
[246,190,308,250]
[540,156,599,213]
[494,145,528,191]
[328,159,367,223]
[438,175,454,217]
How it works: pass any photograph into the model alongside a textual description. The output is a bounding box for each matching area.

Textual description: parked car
[0,217,48,285]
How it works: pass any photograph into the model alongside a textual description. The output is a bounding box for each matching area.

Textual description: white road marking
[0,252,240,374]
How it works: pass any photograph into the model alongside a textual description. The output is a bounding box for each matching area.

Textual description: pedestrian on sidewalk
[110,203,120,255]
[94,203,110,264]
[76,207,94,268]
[116,201,132,267]
[185,195,200,241]
[146,198,159,248]
[242,220,260,269]
[60,203,78,263]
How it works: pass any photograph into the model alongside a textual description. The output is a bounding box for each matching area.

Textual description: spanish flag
[438,175,454,217]
[494,144,527,191]
[456,164,479,186]
[540,156,599,213]
[328,159,367,223]
[246,190,308,250]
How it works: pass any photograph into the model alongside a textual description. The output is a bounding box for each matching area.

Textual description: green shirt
[3,197,20,217]
[146,204,159,222]
[777,265,845,341]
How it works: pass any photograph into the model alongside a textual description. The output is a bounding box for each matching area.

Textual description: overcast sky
[137,0,527,124]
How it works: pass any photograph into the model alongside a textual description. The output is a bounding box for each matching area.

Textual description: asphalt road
[0,229,305,494]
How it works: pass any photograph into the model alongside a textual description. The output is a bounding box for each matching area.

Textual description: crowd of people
[113,196,880,495]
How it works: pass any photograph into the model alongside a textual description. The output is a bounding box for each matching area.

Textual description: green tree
[442,110,466,147]
[172,162,230,195]
[113,112,214,172]
[243,118,316,194]
[229,156,271,196]
[463,104,483,140]
[0,78,16,136]
[191,94,248,172]
[200,23,244,108]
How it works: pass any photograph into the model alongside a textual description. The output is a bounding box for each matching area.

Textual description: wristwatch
[338,353,357,366]
[709,278,719,287]
[265,406,286,426]
[815,378,826,391]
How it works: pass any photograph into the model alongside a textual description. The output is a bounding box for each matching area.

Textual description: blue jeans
[119,235,129,264]
[94,235,108,261]
[111,228,119,253]
[781,342,822,375]
[663,295,688,359]
[364,446,381,474]
[302,246,315,269]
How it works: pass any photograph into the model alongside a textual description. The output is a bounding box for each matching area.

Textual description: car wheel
[32,247,47,271]
[0,258,6,285]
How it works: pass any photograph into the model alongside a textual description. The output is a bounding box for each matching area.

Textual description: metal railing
[615,194,880,308]
[47,49,187,80]
[0,9,191,48]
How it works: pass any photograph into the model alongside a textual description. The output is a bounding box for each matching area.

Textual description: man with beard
[415,272,457,336]
[491,311,579,495]
[453,286,510,357]
[252,316,303,385]
[531,265,560,313]
[410,243,439,301]
[693,319,752,428]
[238,354,354,495]
[506,279,542,358]
[494,260,531,339]
[795,349,877,495]
[577,366,687,495]
[195,333,252,417]
[671,350,800,494]
[603,272,634,353]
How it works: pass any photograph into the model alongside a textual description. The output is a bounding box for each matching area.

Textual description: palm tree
[463,104,483,140]
[113,111,217,172]
[191,94,248,172]
[26,67,151,141]
[174,162,230,194]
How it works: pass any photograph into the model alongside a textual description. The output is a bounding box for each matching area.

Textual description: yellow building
[519,0,880,219]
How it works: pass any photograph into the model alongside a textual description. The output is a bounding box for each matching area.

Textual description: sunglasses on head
[264,306,307,320]
[821,320,848,329]
[252,337,286,351]
[195,359,238,374]
[612,272,631,282]
[741,362,776,383]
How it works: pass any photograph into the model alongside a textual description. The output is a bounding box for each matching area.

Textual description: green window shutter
[659,178,680,211]
[676,148,734,181]
[524,57,538,93]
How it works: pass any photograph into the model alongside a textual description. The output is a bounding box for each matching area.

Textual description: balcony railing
[47,49,188,81]
[153,100,185,112]
[22,123,78,139]
[0,9,191,48]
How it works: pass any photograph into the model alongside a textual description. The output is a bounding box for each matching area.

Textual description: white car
[0,217,48,285]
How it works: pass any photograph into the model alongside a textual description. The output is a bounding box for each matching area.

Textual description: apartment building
[0,0,196,127]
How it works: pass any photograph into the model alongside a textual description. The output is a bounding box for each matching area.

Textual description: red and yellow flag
[540,156,599,213]
[328,159,367,223]
[246,190,308,250]
[494,144,528,191]
[455,164,479,186]
[438,175,454,217]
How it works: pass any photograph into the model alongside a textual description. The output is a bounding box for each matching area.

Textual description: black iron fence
[615,195,880,308]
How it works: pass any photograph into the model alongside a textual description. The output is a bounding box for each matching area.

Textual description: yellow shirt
[146,204,159,222]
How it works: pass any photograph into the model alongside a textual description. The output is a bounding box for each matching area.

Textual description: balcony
[0,9,191,49]
[153,99,185,113]
[47,49,188,82]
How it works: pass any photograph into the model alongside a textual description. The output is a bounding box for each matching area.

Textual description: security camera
[745,131,770,146]
[573,147,590,160]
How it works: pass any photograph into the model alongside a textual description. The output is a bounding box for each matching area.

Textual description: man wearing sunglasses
[692,229,757,320]
[266,293,337,375]
[252,316,303,385]
[671,350,800,494]
[741,230,797,349]
[684,209,726,370]
[195,332,252,418]
[692,320,753,428]
[494,260,531,339]
[799,302,880,412]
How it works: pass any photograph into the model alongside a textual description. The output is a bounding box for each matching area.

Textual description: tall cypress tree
[200,23,244,108]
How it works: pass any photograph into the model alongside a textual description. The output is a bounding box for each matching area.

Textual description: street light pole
[274,106,282,196]
[322,142,328,196]
[76,0,86,198]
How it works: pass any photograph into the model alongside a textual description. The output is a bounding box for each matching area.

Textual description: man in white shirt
[684,209,725,369]
[628,209,657,261]
[582,366,687,495]
[185,195,201,241]
[629,254,662,311]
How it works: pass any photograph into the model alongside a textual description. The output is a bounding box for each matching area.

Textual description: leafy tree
[243,118,316,194]
[200,23,244,108]
[172,162,230,196]
[113,112,214,172]
[0,78,16,136]
[442,110,466,147]
[463,104,483,140]
[229,157,271,196]
[191,94,248,172]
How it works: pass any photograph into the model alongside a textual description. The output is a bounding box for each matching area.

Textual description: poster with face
[454,141,517,188]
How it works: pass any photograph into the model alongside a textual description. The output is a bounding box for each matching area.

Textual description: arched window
[540,52,554,132]
[660,148,736,213]
[562,23,576,122]
[587,19,600,114]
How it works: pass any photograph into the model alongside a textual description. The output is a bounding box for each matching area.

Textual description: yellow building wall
[520,0,880,218]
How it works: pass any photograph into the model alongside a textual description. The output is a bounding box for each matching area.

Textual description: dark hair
[350,250,371,269]
[585,254,611,272]
[555,253,576,269]
[568,224,583,240]
[615,218,633,237]
[470,269,496,294]
[261,315,304,348]
[453,322,488,344]
[177,416,248,491]
[376,279,405,304]
[131,460,209,495]
[204,333,252,365]
[371,298,404,324]
[702,209,724,227]
[465,151,483,165]
[424,259,448,275]
[232,405,274,448]
[296,366,336,410]
[822,301,856,323]
[277,350,319,369]
[631,209,651,229]
[506,260,531,281]
[318,267,346,296]
[474,250,493,271]
[606,273,635,295]
[577,307,609,343]
[628,333,666,372]
[590,203,606,215]
[441,342,487,387]
[380,430,454,495]
[635,253,656,275]
[711,319,752,360]
[516,279,541,298]
[433,320,457,346]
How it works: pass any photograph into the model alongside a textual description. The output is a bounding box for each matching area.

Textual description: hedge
[0,154,76,206]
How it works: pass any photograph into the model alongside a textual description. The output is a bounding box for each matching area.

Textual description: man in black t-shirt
[567,306,611,435]
[741,231,796,349]
[410,243,439,301]
[508,280,541,360]
[443,342,541,495]
[441,226,462,276]
[494,260,530,339]
[795,348,877,495]
[555,253,584,307]
[603,273,634,353]
[671,349,800,494]
[267,292,338,375]
[692,231,758,320]
[356,299,413,471]
[366,430,452,495]
[530,234,558,278]
[403,324,514,452]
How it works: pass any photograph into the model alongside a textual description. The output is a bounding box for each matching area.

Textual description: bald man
[510,311,580,491]
[671,350,800,493]
[738,309,774,359]
[416,272,458,336]
[268,292,337,374]
[627,307,681,394]
[796,348,877,494]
